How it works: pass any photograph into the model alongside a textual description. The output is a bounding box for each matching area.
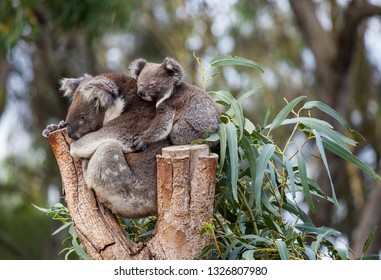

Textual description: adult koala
[43,73,169,218]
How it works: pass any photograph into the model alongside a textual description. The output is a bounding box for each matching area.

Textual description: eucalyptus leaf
[241,234,273,245]
[304,246,317,260]
[217,123,227,172]
[295,224,341,236]
[268,96,307,132]
[297,153,317,214]
[240,134,258,192]
[212,90,244,139]
[323,138,381,181]
[361,226,377,257]
[275,239,290,260]
[311,228,341,252]
[302,100,364,140]
[284,156,296,198]
[226,121,239,201]
[336,248,348,260]
[312,129,338,207]
[237,86,263,104]
[242,249,255,260]
[52,221,72,236]
[210,55,264,73]
[252,144,275,210]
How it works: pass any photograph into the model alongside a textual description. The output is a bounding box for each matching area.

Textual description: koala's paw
[42,120,67,138]
[132,134,148,151]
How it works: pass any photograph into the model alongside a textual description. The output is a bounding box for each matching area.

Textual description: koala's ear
[82,76,119,109]
[129,58,147,79]
[60,74,92,98]
[162,57,184,86]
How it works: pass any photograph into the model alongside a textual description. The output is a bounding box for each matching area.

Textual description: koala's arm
[133,103,176,151]
[70,129,121,159]
[70,122,137,159]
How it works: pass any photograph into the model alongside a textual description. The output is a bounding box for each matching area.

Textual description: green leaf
[52,221,72,236]
[276,116,358,149]
[217,123,227,172]
[302,100,364,140]
[240,133,258,175]
[204,132,219,142]
[212,90,244,139]
[244,118,256,134]
[69,225,89,260]
[32,203,50,213]
[361,226,377,258]
[322,138,381,181]
[223,239,241,259]
[242,234,273,245]
[282,200,313,224]
[263,106,274,128]
[242,250,255,260]
[237,86,263,104]
[226,121,239,201]
[275,239,290,260]
[261,192,281,218]
[284,156,296,198]
[336,248,348,260]
[304,246,316,260]
[268,96,307,132]
[252,144,275,210]
[312,129,338,207]
[311,228,341,252]
[297,153,317,214]
[296,224,341,236]
[210,55,264,73]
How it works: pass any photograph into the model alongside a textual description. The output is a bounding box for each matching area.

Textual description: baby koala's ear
[162,57,184,86]
[129,58,148,79]
[59,74,92,99]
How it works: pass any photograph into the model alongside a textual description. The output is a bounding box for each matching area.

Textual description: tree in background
[0,0,380,258]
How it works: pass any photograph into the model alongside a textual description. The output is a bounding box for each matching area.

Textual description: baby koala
[129,57,220,150]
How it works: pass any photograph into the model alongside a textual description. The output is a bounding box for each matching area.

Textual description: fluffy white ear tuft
[60,74,92,98]
[81,76,120,109]
[129,58,148,79]
[162,57,184,86]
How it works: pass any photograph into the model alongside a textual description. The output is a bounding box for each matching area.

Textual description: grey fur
[129,57,220,151]
[43,73,169,218]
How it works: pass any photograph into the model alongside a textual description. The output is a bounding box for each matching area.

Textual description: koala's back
[169,82,220,133]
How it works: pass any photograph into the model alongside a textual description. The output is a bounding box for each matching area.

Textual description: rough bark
[47,128,218,260]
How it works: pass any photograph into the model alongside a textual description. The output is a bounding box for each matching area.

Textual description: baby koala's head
[129,57,184,106]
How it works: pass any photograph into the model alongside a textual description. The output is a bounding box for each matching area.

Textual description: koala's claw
[42,120,67,138]
[132,135,148,151]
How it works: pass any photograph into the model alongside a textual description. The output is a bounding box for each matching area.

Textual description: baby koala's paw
[132,134,149,151]
[42,120,66,138]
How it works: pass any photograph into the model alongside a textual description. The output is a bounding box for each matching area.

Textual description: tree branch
[47,128,218,259]
[289,0,337,95]
[337,1,381,74]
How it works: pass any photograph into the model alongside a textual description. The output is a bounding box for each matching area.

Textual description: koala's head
[60,74,125,140]
[129,57,184,107]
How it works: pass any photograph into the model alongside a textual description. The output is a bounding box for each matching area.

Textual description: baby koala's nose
[137,85,146,96]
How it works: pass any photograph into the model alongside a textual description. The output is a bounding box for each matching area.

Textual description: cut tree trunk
[47,128,218,260]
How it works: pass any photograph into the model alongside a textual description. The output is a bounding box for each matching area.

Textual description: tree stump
[47,128,218,260]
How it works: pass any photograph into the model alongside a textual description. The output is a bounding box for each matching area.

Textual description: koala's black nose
[137,85,146,96]
[66,124,80,140]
